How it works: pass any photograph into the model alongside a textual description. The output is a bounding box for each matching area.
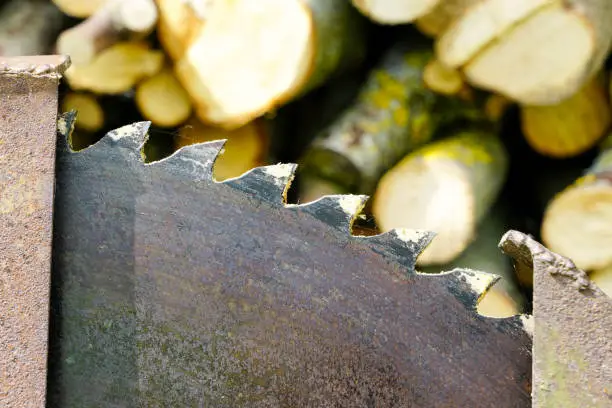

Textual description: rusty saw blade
[0,55,69,407]
[46,113,532,407]
[500,231,612,408]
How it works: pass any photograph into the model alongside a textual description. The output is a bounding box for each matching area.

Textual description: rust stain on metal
[0,55,69,407]
[500,230,612,408]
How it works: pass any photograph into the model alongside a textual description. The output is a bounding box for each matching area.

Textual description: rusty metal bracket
[0,55,70,407]
[501,230,612,408]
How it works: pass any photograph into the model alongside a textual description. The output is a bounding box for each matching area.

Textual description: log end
[542,179,612,271]
[117,0,159,34]
[57,31,97,67]
[175,0,315,128]
[61,92,104,133]
[351,0,440,25]
[373,156,475,266]
[462,5,595,105]
[423,58,464,95]
[52,0,107,18]
[136,67,193,128]
[520,74,611,158]
[477,287,520,318]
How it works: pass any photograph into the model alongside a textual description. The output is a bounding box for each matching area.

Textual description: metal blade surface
[48,117,532,407]
[0,56,69,407]
[500,231,611,408]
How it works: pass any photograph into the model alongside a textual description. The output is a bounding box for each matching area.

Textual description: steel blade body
[48,121,532,407]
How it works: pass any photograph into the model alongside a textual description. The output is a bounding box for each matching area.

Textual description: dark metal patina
[0,55,69,407]
[47,117,532,407]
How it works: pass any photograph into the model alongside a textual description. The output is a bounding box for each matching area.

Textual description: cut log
[61,92,105,133]
[484,94,512,122]
[52,0,107,18]
[351,0,440,25]
[439,0,612,105]
[155,0,208,62]
[436,0,552,69]
[590,265,612,297]
[423,57,465,96]
[135,66,192,128]
[415,0,478,38]
[541,137,612,270]
[297,175,349,205]
[520,73,611,158]
[300,42,484,194]
[372,125,508,266]
[0,0,64,56]
[174,0,367,129]
[175,117,270,181]
[64,41,164,94]
[57,0,159,65]
[420,203,526,318]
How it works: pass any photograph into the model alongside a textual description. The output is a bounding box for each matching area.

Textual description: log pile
[17,0,612,313]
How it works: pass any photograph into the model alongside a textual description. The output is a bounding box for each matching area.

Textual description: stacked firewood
[6,0,611,315]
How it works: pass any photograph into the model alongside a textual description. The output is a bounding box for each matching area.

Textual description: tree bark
[300,41,484,194]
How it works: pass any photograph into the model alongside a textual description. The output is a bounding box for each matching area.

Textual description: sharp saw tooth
[151,139,226,181]
[362,228,435,274]
[291,194,369,232]
[103,122,151,154]
[443,267,500,310]
[57,113,150,161]
[223,163,297,205]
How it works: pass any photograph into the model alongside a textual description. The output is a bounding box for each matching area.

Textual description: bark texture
[301,41,484,194]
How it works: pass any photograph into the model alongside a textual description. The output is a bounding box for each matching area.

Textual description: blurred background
[9,0,612,316]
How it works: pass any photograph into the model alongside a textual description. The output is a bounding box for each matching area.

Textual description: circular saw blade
[48,115,532,407]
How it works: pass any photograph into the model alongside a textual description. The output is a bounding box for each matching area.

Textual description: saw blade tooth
[222,163,297,205]
[150,139,227,180]
[442,267,500,310]
[289,194,369,232]
[103,121,151,154]
[360,229,435,275]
